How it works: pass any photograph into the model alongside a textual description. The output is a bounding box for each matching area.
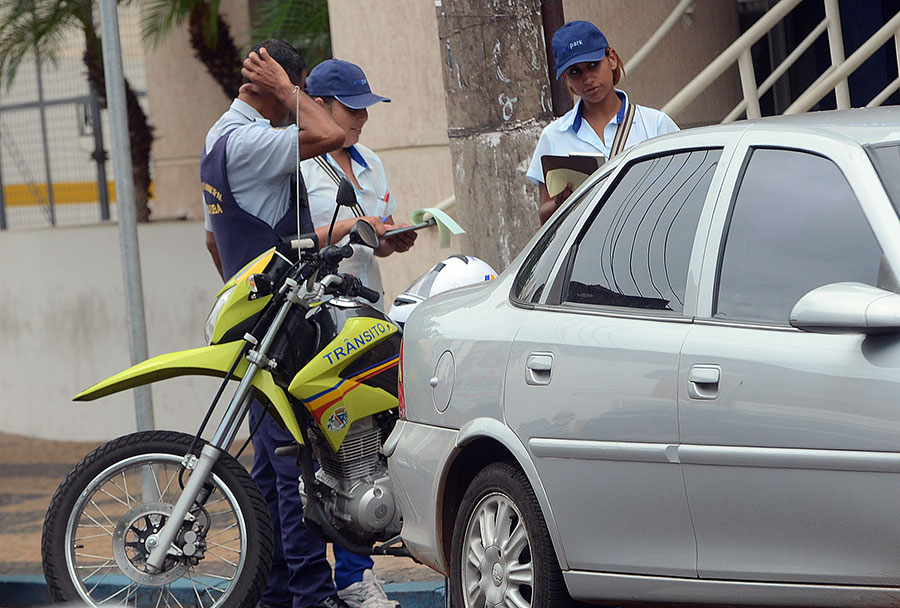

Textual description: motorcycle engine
[299,417,401,544]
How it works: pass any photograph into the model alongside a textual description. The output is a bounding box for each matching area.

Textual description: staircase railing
[628,0,900,123]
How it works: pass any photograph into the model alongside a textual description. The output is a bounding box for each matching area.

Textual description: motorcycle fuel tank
[289,302,401,451]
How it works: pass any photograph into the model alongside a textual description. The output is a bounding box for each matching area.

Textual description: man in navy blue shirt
[201,40,351,608]
[202,40,343,278]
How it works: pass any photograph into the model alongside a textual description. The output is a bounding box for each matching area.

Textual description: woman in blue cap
[527,20,680,225]
[301,59,417,315]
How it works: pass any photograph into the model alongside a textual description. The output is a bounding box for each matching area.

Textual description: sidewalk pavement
[0,432,445,607]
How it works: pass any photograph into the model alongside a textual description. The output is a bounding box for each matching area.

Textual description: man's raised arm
[240,47,343,159]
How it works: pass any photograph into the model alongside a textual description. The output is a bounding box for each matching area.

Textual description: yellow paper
[545,168,591,198]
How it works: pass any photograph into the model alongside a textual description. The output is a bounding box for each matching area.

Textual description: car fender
[73,342,303,443]
[455,417,569,571]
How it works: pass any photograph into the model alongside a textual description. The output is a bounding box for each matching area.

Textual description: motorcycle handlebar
[320,244,354,268]
[321,273,380,304]
[356,285,380,304]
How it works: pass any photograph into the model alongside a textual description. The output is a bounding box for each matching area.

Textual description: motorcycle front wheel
[41,430,273,608]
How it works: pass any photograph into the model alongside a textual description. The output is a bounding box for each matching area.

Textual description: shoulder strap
[609,101,636,159]
[313,155,365,217]
[314,155,342,185]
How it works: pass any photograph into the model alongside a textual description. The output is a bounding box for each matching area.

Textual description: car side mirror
[790,282,900,334]
[348,220,379,250]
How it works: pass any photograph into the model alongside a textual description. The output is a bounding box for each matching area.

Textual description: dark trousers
[249,401,373,608]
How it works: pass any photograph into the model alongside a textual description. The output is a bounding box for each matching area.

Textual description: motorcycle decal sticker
[307,355,399,422]
[326,407,349,432]
[320,322,393,365]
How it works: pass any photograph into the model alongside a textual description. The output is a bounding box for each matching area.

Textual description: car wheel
[449,461,569,607]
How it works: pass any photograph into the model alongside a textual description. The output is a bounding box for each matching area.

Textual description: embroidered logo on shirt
[201,181,223,202]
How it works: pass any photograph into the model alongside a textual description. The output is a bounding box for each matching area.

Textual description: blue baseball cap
[552,21,609,79]
[305,59,391,109]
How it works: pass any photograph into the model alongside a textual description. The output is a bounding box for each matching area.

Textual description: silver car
[385,107,900,607]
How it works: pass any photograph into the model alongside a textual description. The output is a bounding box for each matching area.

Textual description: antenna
[294,85,302,245]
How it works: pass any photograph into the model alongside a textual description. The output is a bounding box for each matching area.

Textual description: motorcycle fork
[145,281,303,573]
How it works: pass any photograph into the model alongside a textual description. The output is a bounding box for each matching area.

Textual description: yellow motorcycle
[41,180,406,608]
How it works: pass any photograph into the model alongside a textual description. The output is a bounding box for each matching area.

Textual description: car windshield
[866,142,900,217]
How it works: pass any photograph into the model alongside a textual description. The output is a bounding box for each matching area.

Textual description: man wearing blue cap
[301,59,417,314]
[526,20,680,224]
[201,40,354,608]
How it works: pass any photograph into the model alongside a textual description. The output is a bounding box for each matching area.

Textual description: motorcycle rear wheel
[41,430,273,608]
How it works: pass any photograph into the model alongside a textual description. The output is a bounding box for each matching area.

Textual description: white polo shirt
[300,144,397,310]
[526,90,680,185]
[203,99,299,230]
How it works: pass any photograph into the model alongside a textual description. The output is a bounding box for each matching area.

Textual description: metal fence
[0,6,147,230]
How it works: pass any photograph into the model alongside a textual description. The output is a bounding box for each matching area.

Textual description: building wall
[564,0,742,128]
[1,222,226,441]
[327,0,462,304]
[142,0,251,222]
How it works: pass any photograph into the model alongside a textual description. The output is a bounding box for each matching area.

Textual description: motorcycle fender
[289,317,399,451]
[74,342,305,444]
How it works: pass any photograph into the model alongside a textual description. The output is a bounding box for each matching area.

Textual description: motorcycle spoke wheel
[42,431,272,608]
[68,454,243,606]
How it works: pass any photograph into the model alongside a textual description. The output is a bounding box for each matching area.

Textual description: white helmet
[389,255,497,324]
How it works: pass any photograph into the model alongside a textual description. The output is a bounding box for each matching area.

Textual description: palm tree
[0,0,154,221]
[141,0,331,100]
[251,0,330,68]
[141,0,242,99]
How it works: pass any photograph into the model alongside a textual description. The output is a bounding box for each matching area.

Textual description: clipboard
[382,217,437,238]
[542,154,605,198]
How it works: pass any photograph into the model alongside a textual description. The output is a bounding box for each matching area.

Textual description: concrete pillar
[435,0,551,270]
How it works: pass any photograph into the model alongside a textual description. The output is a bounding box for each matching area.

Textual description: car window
[512,177,604,304]
[867,142,900,218]
[562,149,722,314]
[715,148,885,324]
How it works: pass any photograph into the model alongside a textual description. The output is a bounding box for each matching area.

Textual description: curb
[0,575,445,608]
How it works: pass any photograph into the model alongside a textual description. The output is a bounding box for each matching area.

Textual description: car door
[505,144,727,577]
[680,138,900,585]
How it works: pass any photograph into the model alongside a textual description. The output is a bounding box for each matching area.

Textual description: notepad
[541,154,605,198]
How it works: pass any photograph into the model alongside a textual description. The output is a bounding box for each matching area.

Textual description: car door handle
[525,353,553,386]
[688,364,720,400]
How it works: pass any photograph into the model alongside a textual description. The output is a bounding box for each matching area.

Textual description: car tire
[449,461,569,608]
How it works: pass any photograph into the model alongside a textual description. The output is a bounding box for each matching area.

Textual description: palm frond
[138,0,213,48]
[0,0,88,88]
[250,0,331,67]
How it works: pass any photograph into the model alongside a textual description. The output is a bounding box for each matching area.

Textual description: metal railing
[625,0,697,75]
[627,0,900,124]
